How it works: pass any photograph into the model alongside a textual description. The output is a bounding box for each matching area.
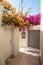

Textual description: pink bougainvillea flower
[22,27,25,31]
[29,15,36,25]
[23,13,41,25]
[22,13,41,31]
[25,26,30,31]
[36,13,41,25]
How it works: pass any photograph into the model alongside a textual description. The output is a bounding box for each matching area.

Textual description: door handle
[10,40,12,44]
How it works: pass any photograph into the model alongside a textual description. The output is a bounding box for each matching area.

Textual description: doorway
[28,30,40,49]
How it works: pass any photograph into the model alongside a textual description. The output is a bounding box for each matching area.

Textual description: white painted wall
[19,30,28,48]
[0,3,11,65]
[14,28,19,56]
[0,28,11,65]
[13,28,28,56]
[40,0,43,65]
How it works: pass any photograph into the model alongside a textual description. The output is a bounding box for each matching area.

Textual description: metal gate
[28,30,40,49]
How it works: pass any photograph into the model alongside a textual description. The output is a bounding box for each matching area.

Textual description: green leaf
[25,8,32,16]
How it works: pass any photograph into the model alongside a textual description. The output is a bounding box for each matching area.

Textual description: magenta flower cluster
[23,13,41,25]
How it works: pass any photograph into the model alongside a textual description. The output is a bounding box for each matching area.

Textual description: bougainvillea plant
[23,13,40,25]
[1,0,40,30]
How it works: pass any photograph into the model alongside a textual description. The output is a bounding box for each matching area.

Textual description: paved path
[9,53,40,65]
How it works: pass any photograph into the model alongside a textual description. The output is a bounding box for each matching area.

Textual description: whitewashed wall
[14,28,19,56]
[14,28,28,56]
[19,30,28,48]
[0,28,11,65]
[40,0,43,65]
[0,3,11,65]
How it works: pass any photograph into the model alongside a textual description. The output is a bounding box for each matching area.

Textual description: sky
[7,0,40,15]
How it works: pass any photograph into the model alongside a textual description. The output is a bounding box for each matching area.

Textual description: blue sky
[7,0,40,15]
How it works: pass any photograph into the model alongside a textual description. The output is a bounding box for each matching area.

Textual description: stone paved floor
[9,47,41,65]
[19,47,40,56]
